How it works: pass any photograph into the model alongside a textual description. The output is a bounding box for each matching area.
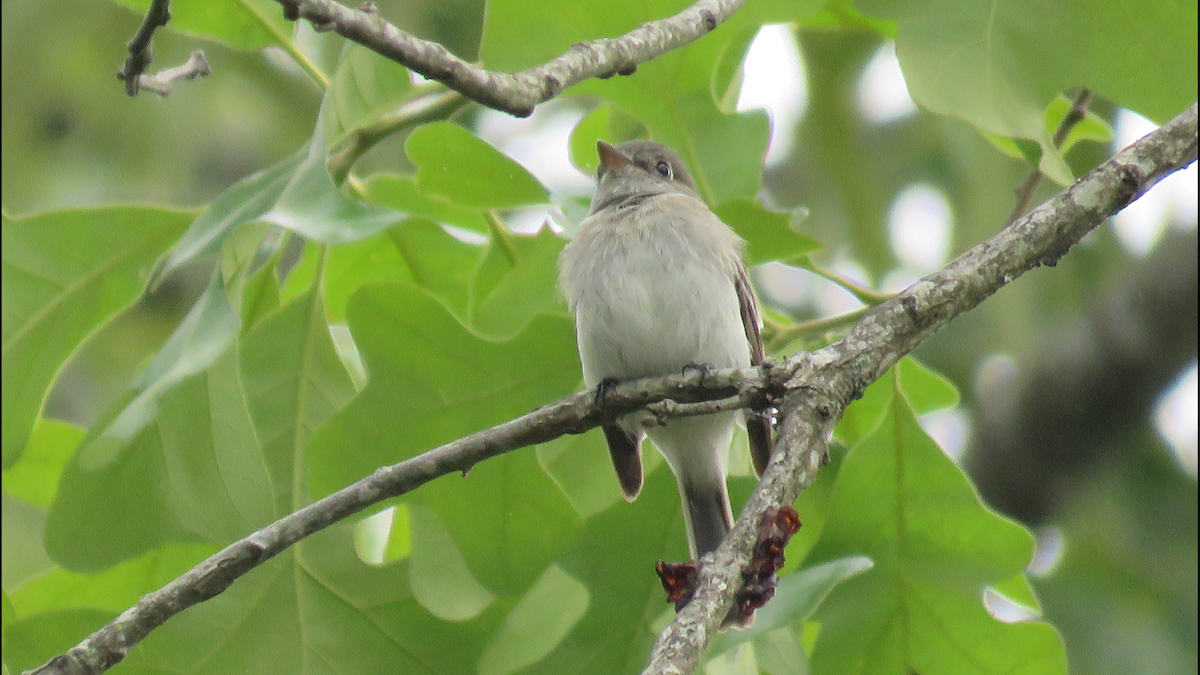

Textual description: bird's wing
[735,261,775,476]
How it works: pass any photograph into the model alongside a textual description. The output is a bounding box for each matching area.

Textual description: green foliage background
[2,0,1195,674]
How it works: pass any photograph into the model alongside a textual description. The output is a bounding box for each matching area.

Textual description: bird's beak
[597,140,632,169]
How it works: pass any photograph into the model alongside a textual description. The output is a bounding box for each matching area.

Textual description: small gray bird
[559,139,774,559]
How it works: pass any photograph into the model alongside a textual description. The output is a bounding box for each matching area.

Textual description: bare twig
[1005,89,1094,225]
[26,104,1197,675]
[275,0,743,117]
[117,0,171,96]
[133,51,212,97]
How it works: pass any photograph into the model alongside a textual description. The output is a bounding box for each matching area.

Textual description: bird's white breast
[559,193,751,387]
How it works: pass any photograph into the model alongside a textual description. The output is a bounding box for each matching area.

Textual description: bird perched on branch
[559,139,774,559]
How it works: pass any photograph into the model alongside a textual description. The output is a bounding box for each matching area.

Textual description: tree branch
[275,0,743,117]
[116,0,210,97]
[27,104,1196,675]
[641,102,1197,673]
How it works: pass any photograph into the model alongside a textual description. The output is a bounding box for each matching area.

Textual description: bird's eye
[655,161,672,179]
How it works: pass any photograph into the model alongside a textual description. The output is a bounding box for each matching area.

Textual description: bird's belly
[574,257,749,386]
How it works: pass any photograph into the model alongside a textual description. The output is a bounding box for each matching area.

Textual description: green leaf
[321,218,485,323]
[860,0,1197,184]
[1,207,190,466]
[714,199,821,266]
[156,147,305,283]
[307,282,583,593]
[537,431,625,519]
[238,280,357,516]
[112,0,296,51]
[326,43,413,146]
[478,564,589,675]
[77,267,240,469]
[896,356,960,414]
[408,504,496,621]
[47,345,264,570]
[406,122,551,209]
[9,543,217,617]
[1044,94,1114,155]
[1,419,82,510]
[808,372,1067,674]
[362,174,490,233]
[469,226,568,339]
[308,282,581,497]
[523,467,690,674]
[2,609,116,673]
[416,449,583,595]
[263,108,406,243]
[568,104,614,175]
[835,356,958,448]
[479,0,827,206]
[117,526,507,674]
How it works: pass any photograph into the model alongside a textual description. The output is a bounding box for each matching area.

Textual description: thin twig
[116,0,171,96]
[134,51,212,97]
[1005,89,1094,225]
[275,0,743,117]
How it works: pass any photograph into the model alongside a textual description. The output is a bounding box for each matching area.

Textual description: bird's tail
[680,479,734,558]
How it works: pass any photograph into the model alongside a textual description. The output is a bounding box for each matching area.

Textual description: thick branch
[276,0,742,117]
[641,103,1197,672]
[28,104,1197,675]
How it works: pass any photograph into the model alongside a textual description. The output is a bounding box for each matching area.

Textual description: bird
[558,139,774,558]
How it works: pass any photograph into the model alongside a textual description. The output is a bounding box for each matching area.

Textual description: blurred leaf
[807,371,1066,674]
[416,449,582,596]
[112,526,506,674]
[1,419,82,510]
[979,95,1113,166]
[9,543,216,617]
[860,0,1197,184]
[47,345,260,570]
[537,431,625,519]
[752,627,811,675]
[1,207,189,467]
[406,122,550,209]
[478,564,589,675]
[307,282,580,498]
[238,278,357,516]
[992,572,1044,615]
[714,199,821,266]
[835,356,956,447]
